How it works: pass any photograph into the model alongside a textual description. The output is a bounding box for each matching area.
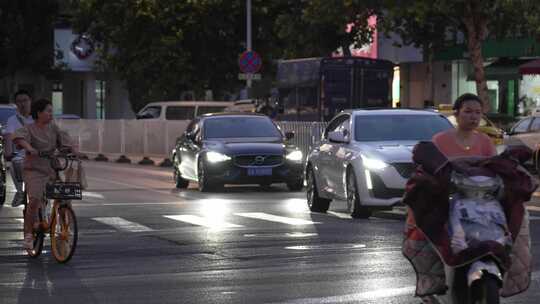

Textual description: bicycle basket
[46,182,83,200]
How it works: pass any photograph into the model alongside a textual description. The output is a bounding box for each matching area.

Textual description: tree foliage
[73,0,382,111]
[0,0,60,97]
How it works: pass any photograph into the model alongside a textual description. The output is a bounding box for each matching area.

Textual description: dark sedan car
[171,113,304,192]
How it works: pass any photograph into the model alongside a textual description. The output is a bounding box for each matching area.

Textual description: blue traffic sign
[239,51,262,74]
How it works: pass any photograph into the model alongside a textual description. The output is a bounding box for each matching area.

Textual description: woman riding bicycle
[13,98,77,250]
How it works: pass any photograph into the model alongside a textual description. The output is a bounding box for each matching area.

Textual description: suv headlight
[206,151,231,163]
[361,155,388,170]
[286,150,303,162]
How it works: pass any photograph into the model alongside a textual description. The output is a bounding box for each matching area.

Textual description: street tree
[379,1,451,104]
[273,0,381,58]
[74,0,300,111]
[0,0,60,100]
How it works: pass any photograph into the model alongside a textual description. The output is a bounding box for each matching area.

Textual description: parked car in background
[305,109,453,218]
[0,103,17,136]
[171,112,304,192]
[136,101,234,121]
[0,104,11,205]
[504,108,540,172]
[55,114,81,120]
[437,104,505,145]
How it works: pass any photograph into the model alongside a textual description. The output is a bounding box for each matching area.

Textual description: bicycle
[24,150,83,263]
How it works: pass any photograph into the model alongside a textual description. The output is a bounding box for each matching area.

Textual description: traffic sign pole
[246,0,252,91]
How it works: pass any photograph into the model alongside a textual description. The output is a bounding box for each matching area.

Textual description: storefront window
[52,82,63,115]
[519,75,540,116]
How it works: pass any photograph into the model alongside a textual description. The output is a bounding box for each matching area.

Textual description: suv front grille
[234,155,283,167]
[391,163,416,179]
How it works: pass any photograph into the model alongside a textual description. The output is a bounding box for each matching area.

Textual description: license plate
[248,167,272,176]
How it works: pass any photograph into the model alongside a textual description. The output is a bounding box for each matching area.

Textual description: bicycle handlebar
[38,150,80,171]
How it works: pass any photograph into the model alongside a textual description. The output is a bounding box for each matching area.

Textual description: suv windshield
[204,117,281,139]
[354,114,452,142]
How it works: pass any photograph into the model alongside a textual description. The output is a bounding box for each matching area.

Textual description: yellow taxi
[437,104,505,145]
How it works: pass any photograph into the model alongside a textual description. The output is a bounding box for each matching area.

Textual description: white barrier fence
[56,120,327,163]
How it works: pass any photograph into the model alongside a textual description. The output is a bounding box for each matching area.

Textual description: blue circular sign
[239,51,262,74]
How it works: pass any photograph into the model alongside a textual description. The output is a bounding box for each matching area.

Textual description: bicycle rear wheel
[50,205,78,263]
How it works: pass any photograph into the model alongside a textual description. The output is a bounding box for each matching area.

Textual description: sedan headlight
[206,151,231,163]
[361,155,388,170]
[286,150,303,162]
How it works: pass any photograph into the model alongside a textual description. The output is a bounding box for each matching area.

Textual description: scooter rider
[403,93,533,303]
[5,90,34,207]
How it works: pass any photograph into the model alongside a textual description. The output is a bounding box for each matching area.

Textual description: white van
[136,101,234,121]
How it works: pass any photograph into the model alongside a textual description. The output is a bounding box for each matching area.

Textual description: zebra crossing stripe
[164,215,243,229]
[92,217,153,232]
[235,212,319,225]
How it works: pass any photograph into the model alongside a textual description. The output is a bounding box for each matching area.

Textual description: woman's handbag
[65,161,88,189]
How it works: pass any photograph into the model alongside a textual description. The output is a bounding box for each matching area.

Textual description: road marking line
[164,215,243,229]
[527,206,540,212]
[91,217,153,232]
[84,192,105,199]
[326,211,352,219]
[235,212,320,225]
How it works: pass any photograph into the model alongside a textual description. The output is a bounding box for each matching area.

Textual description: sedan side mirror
[185,131,196,141]
[328,130,348,143]
[285,131,295,140]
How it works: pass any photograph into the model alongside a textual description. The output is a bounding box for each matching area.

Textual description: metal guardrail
[56,119,327,163]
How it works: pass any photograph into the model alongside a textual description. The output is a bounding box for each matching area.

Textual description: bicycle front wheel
[50,205,78,263]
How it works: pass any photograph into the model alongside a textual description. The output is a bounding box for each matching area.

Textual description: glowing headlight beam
[361,155,388,170]
[206,151,231,163]
[286,150,303,161]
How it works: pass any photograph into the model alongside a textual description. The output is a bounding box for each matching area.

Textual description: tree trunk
[342,44,352,57]
[463,1,490,112]
[423,46,434,106]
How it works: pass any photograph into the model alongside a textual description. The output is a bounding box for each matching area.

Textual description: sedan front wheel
[306,167,330,212]
[198,158,219,192]
[347,169,372,219]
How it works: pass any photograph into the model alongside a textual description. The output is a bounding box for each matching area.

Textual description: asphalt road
[1,161,540,304]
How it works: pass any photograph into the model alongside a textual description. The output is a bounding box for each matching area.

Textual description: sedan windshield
[204,116,281,139]
[354,114,452,142]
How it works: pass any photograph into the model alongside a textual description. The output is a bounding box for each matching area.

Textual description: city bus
[275,57,394,121]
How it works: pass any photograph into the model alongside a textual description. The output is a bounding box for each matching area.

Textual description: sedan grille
[391,163,416,179]
[234,155,283,167]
